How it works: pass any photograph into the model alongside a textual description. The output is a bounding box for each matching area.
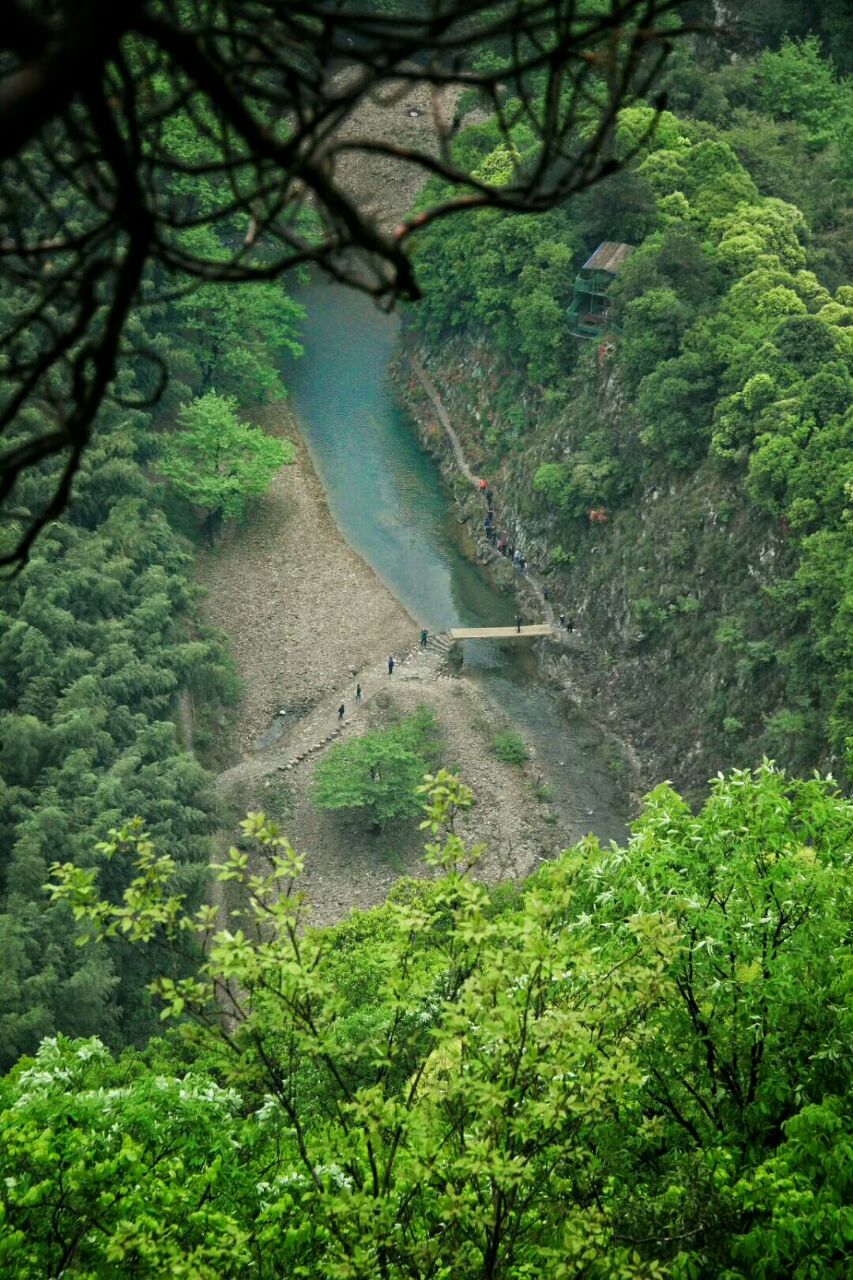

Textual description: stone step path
[216,640,449,791]
[428,630,455,653]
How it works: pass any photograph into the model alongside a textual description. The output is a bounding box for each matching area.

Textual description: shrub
[633,597,667,634]
[491,731,529,764]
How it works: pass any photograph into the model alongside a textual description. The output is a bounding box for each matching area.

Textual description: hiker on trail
[355,684,362,704]
[516,615,522,633]
[567,617,575,633]
[498,537,507,555]
[559,612,566,629]
[520,558,527,574]
[479,477,488,492]
[420,627,429,647]
[388,655,395,675]
[543,585,550,601]
[338,703,345,721]
[507,543,514,560]
[486,488,493,510]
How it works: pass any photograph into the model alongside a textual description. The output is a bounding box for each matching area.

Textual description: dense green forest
[1,1,851,1276]
[0,75,302,1064]
[0,401,228,1065]
[410,24,852,786]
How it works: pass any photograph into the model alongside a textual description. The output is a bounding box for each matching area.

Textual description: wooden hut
[566,241,634,338]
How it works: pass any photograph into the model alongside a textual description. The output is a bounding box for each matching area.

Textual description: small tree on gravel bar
[161,390,293,536]
[312,706,441,830]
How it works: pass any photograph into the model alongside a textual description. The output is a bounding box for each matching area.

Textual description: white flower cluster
[12,1036,110,1106]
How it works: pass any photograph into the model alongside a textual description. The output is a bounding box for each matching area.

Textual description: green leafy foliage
[412,120,578,390]
[570,762,853,1278]
[755,36,853,154]
[313,706,442,828]
[172,227,305,403]
[19,764,851,1278]
[39,775,674,1277]
[160,391,293,526]
[0,1036,254,1278]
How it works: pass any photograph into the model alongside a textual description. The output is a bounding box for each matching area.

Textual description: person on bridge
[516,615,522,633]
[338,703,345,721]
[388,655,395,675]
[355,684,362,704]
[420,628,429,647]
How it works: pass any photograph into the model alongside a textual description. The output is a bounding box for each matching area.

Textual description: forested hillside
[0,74,301,1064]
[407,22,852,789]
[0,403,232,1066]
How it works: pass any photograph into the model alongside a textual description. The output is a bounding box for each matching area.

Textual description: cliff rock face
[397,334,795,799]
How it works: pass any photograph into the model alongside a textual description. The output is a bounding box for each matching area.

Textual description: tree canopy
[23,764,852,1279]
[313,706,442,828]
[160,390,293,528]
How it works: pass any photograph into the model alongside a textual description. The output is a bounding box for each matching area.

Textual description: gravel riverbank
[196,403,562,926]
[195,405,416,755]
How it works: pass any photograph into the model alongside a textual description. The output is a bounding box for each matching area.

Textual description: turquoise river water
[284,279,628,846]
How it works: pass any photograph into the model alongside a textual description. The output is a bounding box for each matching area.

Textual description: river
[284,279,628,847]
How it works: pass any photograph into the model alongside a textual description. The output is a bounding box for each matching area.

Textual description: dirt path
[407,350,560,632]
[408,353,482,488]
[216,643,419,791]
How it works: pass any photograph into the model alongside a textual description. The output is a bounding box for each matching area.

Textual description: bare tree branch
[0,0,690,569]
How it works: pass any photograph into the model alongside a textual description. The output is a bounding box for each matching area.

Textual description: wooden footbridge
[426,625,554,662]
[449,625,553,640]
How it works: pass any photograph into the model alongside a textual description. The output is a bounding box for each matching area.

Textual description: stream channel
[284,279,628,848]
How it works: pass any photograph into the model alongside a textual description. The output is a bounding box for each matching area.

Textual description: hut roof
[581,241,634,275]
